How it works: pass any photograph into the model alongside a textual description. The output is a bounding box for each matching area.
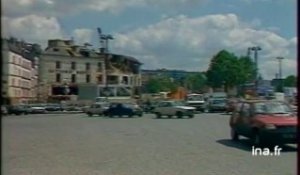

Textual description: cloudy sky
[2,0,297,79]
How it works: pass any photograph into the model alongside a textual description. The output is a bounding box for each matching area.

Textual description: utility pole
[251,46,262,90]
[97,27,114,98]
[276,57,284,92]
[247,47,252,57]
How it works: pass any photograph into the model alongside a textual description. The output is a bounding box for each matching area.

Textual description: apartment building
[39,39,142,103]
[1,38,40,105]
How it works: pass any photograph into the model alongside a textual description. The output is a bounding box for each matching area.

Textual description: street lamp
[247,47,252,57]
[250,46,262,90]
[276,57,284,92]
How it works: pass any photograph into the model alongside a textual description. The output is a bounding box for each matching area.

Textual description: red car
[229,100,297,146]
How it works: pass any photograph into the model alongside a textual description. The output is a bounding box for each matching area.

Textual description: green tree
[145,78,162,93]
[237,56,256,84]
[184,73,206,92]
[206,50,256,91]
[145,76,179,93]
[284,75,297,87]
[206,50,238,89]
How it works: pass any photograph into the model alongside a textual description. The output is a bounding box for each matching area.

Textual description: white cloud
[2,15,65,48]
[1,16,97,49]
[2,0,208,17]
[111,13,297,79]
[72,29,94,45]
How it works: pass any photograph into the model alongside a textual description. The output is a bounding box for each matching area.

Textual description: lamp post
[97,28,114,99]
[276,57,284,92]
[250,46,262,90]
[247,47,252,57]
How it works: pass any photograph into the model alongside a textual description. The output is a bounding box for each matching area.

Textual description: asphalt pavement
[2,113,297,175]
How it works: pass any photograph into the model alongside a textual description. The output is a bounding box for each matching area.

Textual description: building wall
[39,39,142,102]
[2,49,38,104]
[1,50,9,99]
[39,54,105,85]
[38,54,106,101]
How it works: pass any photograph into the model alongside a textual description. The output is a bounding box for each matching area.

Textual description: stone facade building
[1,38,40,105]
[39,39,142,103]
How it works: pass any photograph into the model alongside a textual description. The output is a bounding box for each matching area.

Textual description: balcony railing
[106,80,119,85]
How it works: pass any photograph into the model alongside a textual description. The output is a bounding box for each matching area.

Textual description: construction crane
[97,27,113,53]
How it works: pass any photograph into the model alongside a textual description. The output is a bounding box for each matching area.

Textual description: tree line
[143,50,297,94]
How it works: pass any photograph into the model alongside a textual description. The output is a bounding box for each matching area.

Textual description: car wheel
[231,128,239,141]
[176,111,183,118]
[252,131,264,146]
[188,114,194,118]
[204,108,209,113]
[168,115,172,118]
[87,113,92,117]
[156,112,162,118]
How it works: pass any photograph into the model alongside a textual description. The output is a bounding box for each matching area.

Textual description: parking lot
[2,113,297,175]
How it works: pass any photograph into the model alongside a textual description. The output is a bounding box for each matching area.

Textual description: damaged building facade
[38,39,142,103]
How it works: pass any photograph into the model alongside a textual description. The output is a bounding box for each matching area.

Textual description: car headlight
[265,124,276,129]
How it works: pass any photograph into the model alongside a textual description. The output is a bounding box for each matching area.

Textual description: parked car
[290,105,297,113]
[7,105,30,115]
[206,98,227,112]
[229,100,297,146]
[45,103,63,111]
[186,93,206,112]
[141,101,157,113]
[1,105,8,115]
[85,103,109,116]
[153,100,195,119]
[81,105,91,113]
[62,105,82,111]
[28,104,47,114]
[103,103,143,117]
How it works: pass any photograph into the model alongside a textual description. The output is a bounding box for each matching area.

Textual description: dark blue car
[103,103,143,117]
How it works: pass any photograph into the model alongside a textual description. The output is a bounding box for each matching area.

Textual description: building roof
[2,38,41,62]
[108,54,142,64]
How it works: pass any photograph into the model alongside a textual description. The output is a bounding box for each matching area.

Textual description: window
[56,61,61,69]
[71,62,76,70]
[71,74,76,83]
[86,63,90,70]
[122,76,128,84]
[97,75,102,83]
[97,62,102,71]
[86,74,90,83]
[56,74,61,82]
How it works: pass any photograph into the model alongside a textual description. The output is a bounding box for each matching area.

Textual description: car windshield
[187,95,203,101]
[212,99,226,104]
[254,102,293,114]
[124,103,138,108]
[171,101,186,106]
